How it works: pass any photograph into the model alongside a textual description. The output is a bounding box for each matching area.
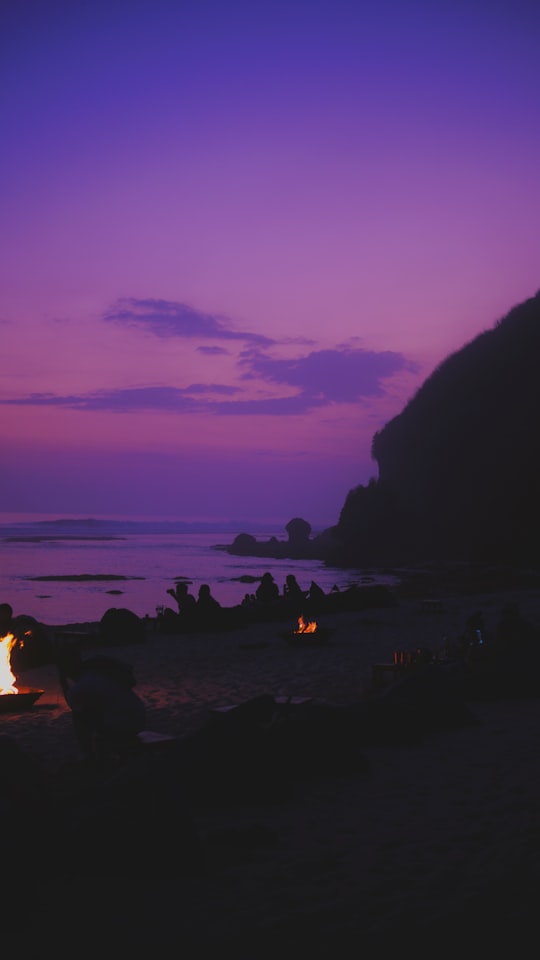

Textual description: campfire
[0,632,43,712]
[0,632,19,695]
[282,615,334,646]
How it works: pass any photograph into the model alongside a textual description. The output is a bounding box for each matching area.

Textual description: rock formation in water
[226,517,335,560]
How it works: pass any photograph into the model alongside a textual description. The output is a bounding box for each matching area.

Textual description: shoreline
[37,559,540,633]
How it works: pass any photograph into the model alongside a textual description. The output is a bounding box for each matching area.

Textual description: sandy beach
[3,581,540,954]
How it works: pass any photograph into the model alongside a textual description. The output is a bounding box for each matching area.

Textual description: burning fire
[0,633,18,695]
[294,615,318,634]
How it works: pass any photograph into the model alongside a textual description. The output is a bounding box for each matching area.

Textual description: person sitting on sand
[308,579,325,602]
[283,574,304,601]
[192,583,222,630]
[283,574,305,616]
[256,572,280,604]
[167,581,197,621]
[56,646,147,769]
[305,579,326,616]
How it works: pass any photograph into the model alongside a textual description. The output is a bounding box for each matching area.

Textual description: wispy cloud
[104,298,275,347]
[3,385,235,413]
[0,386,316,415]
[1,350,414,415]
[0,298,416,415]
[239,346,411,402]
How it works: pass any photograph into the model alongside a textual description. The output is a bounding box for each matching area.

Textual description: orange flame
[0,633,18,695]
[294,615,317,634]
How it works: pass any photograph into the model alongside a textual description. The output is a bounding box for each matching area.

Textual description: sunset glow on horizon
[2,0,539,526]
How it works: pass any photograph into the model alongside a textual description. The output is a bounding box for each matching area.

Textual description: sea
[0,514,399,625]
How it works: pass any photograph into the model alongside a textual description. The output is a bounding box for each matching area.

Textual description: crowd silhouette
[156,571,397,634]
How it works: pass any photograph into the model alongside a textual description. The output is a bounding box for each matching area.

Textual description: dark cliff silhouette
[225,290,540,568]
[334,289,540,565]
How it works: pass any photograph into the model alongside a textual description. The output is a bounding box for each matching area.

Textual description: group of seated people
[239,572,326,620]
[159,571,397,633]
[161,572,329,632]
[165,581,222,630]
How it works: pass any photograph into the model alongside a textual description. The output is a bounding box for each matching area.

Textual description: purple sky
[1,0,539,527]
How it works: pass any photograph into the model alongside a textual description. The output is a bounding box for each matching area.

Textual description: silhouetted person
[0,603,13,636]
[465,602,540,698]
[283,574,304,600]
[494,602,540,656]
[0,603,53,671]
[256,572,280,603]
[194,583,222,630]
[282,574,305,616]
[57,648,146,769]
[167,581,197,621]
[464,610,486,646]
[306,579,326,615]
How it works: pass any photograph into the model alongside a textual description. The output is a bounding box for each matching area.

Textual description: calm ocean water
[0,516,398,625]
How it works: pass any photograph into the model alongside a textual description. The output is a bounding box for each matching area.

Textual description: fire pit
[0,632,44,712]
[0,687,44,713]
[282,616,334,646]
